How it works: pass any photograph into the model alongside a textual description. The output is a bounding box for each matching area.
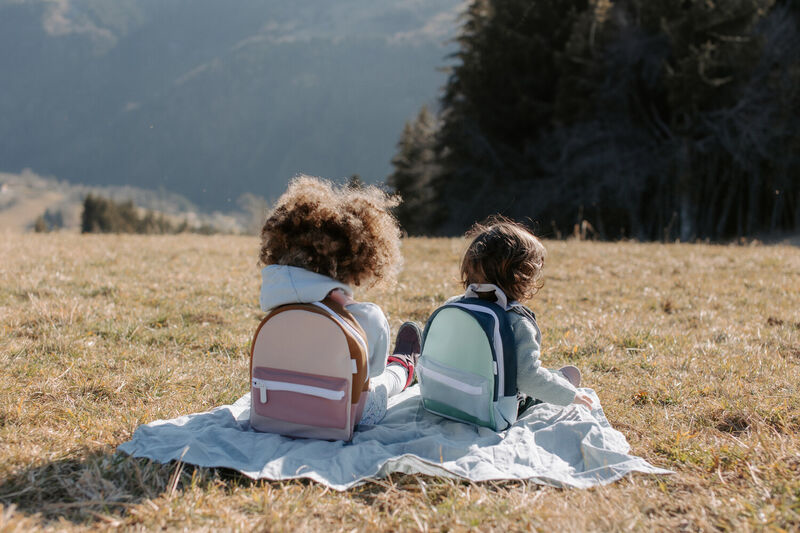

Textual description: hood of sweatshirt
[259,265,353,312]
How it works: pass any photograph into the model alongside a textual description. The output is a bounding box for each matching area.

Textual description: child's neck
[465,283,511,308]
[474,290,498,302]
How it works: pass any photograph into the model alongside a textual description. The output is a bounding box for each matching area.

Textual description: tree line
[388,0,800,240]
[80,194,216,235]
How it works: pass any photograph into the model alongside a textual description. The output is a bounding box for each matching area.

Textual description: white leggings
[358,364,407,425]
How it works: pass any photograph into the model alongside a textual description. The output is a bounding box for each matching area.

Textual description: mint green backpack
[417,298,520,431]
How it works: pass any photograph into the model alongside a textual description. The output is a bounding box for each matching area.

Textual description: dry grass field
[1,233,798,531]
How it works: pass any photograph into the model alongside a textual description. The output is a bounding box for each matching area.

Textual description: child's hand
[572,393,595,410]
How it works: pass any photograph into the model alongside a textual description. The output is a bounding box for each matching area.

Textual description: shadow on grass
[0,448,467,526]
[0,447,528,526]
[0,448,263,525]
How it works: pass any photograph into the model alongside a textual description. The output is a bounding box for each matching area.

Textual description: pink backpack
[249,297,370,441]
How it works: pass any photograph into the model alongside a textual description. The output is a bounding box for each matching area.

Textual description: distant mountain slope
[0,170,243,233]
[0,0,461,209]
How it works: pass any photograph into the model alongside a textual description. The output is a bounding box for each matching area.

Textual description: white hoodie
[259,265,390,378]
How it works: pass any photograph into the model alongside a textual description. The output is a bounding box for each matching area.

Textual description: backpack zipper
[251,377,346,403]
[419,365,484,395]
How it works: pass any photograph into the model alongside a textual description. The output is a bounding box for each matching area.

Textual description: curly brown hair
[460,216,546,302]
[259,175,402,288]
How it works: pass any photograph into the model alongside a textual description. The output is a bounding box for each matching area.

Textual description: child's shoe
[392,321,422,355]
[386,321,422,389]
[559,365,581,387]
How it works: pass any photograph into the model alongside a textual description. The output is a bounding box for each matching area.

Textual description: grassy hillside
[0,234,798,530]
[0,171,246,233]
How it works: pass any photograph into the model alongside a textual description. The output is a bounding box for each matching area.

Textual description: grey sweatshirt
[450,284,577,406]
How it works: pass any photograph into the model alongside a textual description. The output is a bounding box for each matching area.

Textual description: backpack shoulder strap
[319,296,368,342]
[318,296,370,396]
[510,304,537,326]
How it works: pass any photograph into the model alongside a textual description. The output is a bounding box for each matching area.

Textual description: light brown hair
[259,175,402,288]
[460,217,546,302]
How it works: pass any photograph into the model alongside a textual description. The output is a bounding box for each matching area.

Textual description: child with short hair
[450,217,593,410]
[258,175,421,426]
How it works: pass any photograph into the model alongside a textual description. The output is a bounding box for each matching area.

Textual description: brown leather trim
[320,297,371,401]
[320,296,368,340]
[250,301,370,404]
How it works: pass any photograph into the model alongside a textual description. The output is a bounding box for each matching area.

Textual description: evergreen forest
[388,0,800,240]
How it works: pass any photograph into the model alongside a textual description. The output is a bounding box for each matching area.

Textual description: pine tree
[435,0,592,232]
[346,174,365,189]
[81,194,100,233]
[33,215,48,233]
[387,106,441,235]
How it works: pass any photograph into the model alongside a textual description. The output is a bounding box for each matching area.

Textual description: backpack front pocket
[251,367,349,429]
[418,357,494,427]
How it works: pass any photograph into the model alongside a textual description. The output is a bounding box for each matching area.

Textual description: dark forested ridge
[389,0,800,240]
[0,0,460,210]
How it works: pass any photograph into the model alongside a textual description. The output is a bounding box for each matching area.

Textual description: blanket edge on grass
[118,387,672,491]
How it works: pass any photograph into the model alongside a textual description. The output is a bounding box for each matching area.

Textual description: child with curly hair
[258,175,421,426]
[449,217,594,412]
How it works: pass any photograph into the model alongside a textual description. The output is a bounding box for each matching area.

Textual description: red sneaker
[386,322,422,389]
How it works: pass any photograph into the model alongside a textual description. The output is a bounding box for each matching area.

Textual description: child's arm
[340,300,391,379]
[512,316,579,406]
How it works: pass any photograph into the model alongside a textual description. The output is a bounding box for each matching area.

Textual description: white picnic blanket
[118,387,670,490]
